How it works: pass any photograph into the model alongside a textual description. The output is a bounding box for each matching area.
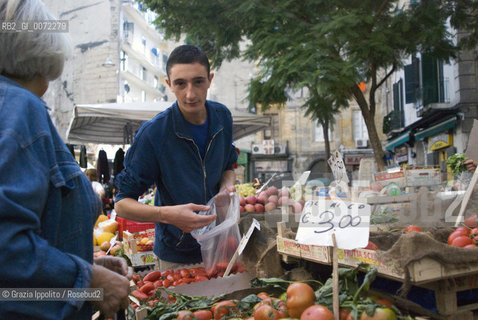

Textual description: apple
[278,188,290,198]
[240,205,244,213]
[246,195,257,205]
[100,241,111,251]
[239,196,246,207]
[291,202,303,213]
[278,196,291,206]
[268,195,278,204]
[109,245,121,256]
[264,202,276,212]
[257,191,268,204]
[266,186,278,196]
[244,204,255,212]
[254,203,265,212]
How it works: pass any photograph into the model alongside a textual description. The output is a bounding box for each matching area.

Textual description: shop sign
[395,154,408,163]
[428,133,452,151]
[345,155,365,165]
[255,160,288,172]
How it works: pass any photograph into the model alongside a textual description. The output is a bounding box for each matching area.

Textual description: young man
[115,45,237,269]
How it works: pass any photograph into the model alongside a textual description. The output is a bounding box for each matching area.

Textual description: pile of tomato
[130,263,246,304]
[173,282,397,320]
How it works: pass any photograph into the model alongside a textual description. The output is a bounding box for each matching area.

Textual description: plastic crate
[116,216,155,238]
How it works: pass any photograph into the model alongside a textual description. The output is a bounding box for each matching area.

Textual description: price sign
[295,199,371,249]
[328,150,349,184]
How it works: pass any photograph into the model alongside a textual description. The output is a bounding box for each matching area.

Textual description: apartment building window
[154,76,159,89]
[353,110,369,140]
[392,79,404,128]
[162,53,168,74]
[314,121,330,142]
[140,66,146,81]
[141,37,146,54]
[404,54,447,107]
[141,90,146,102]
[123,21,134,40]
[120,51,128,72]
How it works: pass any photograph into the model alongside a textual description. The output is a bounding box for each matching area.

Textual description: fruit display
[236,183,258,197]
[239,185,305,214]
[136,236,154,252]
[129,266,411,320]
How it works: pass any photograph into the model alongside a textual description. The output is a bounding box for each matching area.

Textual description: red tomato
[143,270,162,282]
[364,241,379,250]
[286,282,316,318]
[132,274,141,284]
[153,280,162,288]
[193,310,213,320]
[339,309,354,320]
[404,225,422,233]
[212,300,237,320]
[271,298,288,318]
[470,228,478,236]
[177,310,195,320]
[257,292,270,300]
[131,289,148,301]
[448,230,470,244]
[139,282,155,295]
[465,213,478,229]
[180,268,191,278]
[195,275,209,282]
[451,235,473,247]
[254,304,281,320]
[300,305,333,320]
[455,226,471,235]
[162,279,172,288]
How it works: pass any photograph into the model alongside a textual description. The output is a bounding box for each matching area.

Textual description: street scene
[1,0,478,319]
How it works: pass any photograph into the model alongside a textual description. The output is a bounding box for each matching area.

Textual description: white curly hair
[0,0,72,80]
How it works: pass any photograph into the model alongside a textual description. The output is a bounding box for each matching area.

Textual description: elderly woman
[0,1,130,319]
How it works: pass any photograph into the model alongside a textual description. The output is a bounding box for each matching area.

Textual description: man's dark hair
[166,45,210,79]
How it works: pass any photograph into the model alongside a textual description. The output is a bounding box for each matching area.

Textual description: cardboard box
[276,236,331,264]
[123,231,156,267]
[405,168,441,187]
[337,248,404,280]
[374,170,406,188]
[277,236,478,284]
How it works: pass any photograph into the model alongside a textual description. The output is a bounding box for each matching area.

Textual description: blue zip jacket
[115,101,238,263]
[0,75,98,319]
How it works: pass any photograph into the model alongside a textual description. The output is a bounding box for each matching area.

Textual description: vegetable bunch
[447,153,468,175]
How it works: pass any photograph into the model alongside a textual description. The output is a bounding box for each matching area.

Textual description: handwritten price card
[295,199,371,250]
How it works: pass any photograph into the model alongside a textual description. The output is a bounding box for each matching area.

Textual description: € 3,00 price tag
[295,199,371,250]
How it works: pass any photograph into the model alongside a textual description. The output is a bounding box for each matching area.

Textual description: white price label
[295,199,371,249]
[238,218,260,255]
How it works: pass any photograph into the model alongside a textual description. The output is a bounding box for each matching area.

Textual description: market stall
[92,150,478,320]
[66,101,272,145]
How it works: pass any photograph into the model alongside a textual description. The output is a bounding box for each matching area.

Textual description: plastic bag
[191,191,242,277]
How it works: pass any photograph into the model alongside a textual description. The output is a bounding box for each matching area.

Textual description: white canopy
[66,101,271,145]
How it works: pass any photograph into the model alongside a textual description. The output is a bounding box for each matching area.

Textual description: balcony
[382,109,404,135]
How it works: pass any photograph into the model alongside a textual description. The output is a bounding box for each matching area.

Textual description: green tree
[142,0,476,171]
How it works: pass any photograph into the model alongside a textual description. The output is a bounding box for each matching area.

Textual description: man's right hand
[90,264,130,318]
[160,203,216,233]
[464,159,478,173]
